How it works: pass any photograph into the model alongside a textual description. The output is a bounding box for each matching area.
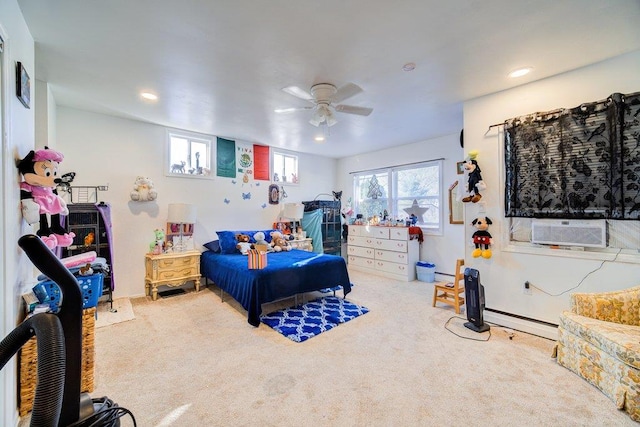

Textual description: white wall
[35,79,56,149]
[56,107,338,298]
[0,1,36,425]
[336,133,465,277]
[463,50,640,335]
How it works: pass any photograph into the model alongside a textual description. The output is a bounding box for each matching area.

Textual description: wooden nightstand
[145,250,201,301]
[289,237,313,252]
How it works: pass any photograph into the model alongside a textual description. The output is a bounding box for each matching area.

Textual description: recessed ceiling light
[402,62,416,72]
[314,136,325,143]
[140,92,158,101]
[508,67,533,78]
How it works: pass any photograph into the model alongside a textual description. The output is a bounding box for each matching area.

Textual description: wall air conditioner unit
[531,219,607,248]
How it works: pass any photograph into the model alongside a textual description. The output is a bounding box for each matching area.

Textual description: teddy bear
[462,159,486,203]
[17,147,75,249]
[130,176,158,202]
[471,217,493,259]
[235,234,253,255]
[252,231,274,252]
[270,231,291,252]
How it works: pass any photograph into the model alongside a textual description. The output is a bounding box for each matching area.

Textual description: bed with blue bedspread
[201,249,351,326]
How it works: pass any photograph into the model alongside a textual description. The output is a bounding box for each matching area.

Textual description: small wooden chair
[432,259,465,314]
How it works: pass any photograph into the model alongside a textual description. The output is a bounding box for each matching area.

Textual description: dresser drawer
[375,259,411,275]
[158,256,195,269]
[374,238,408,253]
[348,225,362,237]
[348,255,375,268]
[375,250,410,265]
[371,227,390,239]
[348,245,374,258]
[157,266,198,281]
[348,235,374,247]
[389,227,409,241]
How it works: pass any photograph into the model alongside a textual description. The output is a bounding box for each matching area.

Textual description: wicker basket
[18,307,96,416]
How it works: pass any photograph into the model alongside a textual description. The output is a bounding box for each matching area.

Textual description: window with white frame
[352,161,442,232]
[272,151,298,184]
[166,131,213,178]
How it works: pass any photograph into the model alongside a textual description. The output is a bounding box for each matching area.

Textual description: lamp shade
[283,203,304,220]
[167,203,197,224]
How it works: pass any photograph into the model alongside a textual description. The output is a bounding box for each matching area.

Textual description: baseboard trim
[484,309,558,340]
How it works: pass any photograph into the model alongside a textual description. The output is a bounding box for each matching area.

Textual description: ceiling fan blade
[333,83,363,103]
[274,106,313,113]
[282,86,314,101]
[335,104,373,116]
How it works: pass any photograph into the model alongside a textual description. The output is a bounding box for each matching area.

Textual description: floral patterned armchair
[554,285,640,421]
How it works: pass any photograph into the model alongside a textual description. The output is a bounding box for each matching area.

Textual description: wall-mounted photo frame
[449,181,464,224]
[456,161,465,175]
[16,62,30,109]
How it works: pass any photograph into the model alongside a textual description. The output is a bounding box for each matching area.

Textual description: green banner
[216,137,236,178]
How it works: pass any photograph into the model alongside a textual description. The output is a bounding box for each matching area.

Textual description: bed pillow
[203,240,220,253]
[216,231,243,254]
[216,229,280,254]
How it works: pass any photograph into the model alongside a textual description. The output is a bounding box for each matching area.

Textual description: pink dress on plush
[20,183,66,214]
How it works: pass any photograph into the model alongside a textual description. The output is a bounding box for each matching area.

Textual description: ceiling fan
[275,83,373,127]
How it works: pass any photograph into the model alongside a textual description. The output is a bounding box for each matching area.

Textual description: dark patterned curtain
[504,92,640,220]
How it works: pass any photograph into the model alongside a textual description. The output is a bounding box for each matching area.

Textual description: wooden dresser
[347,225,419,281]
[145,250,201,300]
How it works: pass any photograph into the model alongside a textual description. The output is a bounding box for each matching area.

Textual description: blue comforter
[201,249,351,326]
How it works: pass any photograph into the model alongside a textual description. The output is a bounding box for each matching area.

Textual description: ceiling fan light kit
[277,82,373,128]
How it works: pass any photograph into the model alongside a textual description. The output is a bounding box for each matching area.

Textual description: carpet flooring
[20,268,637,426]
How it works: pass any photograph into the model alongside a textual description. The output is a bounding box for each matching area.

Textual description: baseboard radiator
[484,308,559,340]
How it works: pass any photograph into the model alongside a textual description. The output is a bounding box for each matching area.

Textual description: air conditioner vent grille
[531,220,606,248]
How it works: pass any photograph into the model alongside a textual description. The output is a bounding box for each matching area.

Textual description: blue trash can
[416,261,436,282]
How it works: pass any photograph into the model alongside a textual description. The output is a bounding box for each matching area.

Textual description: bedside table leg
[152,285,158,301]
[194,277,201,292]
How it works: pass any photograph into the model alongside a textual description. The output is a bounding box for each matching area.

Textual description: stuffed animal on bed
[236,233,253,255]
[270,231,292,252]
[17,147,75,249]
[253,231,274,252]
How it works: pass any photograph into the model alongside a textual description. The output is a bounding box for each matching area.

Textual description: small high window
[272,151,298,184]
[166,130,213,178]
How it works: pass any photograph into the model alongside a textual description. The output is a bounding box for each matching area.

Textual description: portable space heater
[463,267,490,333]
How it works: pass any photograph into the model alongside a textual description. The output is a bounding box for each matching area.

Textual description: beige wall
[463,50,640,337]
[337,133,466,278]
[0,1,36,425]
[56,107,339,298]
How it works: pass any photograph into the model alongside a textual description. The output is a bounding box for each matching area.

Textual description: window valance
[504,91,640,220]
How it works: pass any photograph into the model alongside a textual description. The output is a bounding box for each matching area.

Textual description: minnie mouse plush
[18,147,75,249]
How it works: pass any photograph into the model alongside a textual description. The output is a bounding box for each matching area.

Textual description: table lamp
[167,203,197,252]
[283,202,305,239]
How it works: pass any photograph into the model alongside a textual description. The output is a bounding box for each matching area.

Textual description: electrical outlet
[523,281,532,295]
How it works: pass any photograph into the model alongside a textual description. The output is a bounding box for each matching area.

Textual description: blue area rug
[261,296,369,342]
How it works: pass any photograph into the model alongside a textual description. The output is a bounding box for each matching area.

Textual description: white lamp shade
[167,203,197,224]
[283,203,304,220]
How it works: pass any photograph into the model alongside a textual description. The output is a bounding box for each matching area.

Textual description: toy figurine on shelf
[150,229,165,254]
[84,231,95,246]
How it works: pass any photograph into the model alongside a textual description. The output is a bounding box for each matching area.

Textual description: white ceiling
[18,0,640,158]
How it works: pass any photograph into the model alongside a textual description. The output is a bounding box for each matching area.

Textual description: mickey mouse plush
[471,217,493,259]
[17,147,75,249]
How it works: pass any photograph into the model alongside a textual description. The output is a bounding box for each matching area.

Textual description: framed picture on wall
[456,161,465,175]
[16,61,30,109]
